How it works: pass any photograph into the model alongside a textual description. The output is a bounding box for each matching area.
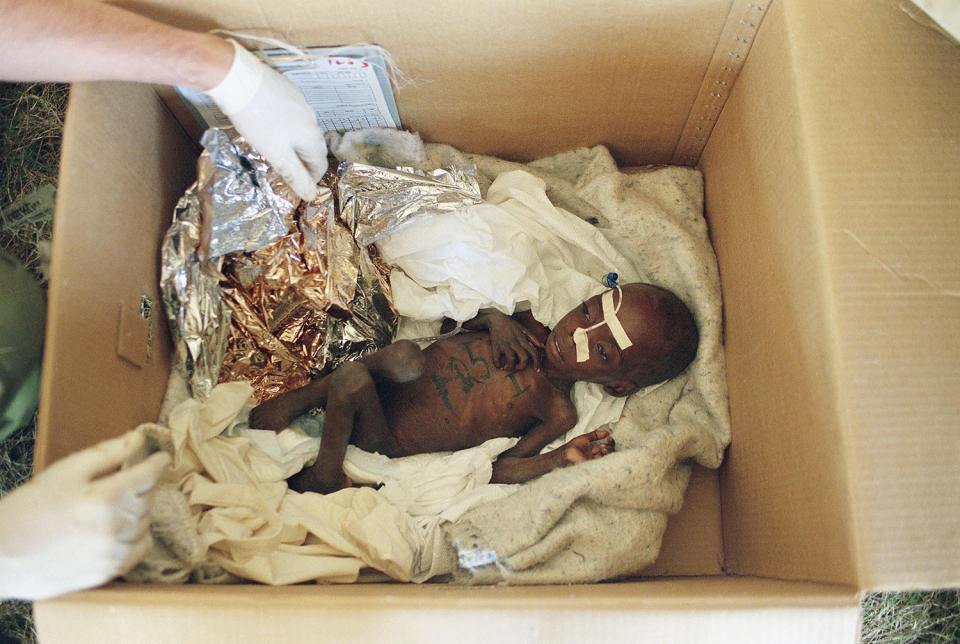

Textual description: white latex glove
[204,39,328,202]
[0,431,170,600]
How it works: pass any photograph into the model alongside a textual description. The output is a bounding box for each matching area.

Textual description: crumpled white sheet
[127,381,517,585]
[380,169,643,325]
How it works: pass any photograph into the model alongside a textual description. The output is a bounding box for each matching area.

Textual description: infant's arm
[491,427,614,484]
[489,401,601,484]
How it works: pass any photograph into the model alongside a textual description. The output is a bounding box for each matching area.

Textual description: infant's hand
[560,429,615,465]
[487,315,544,372]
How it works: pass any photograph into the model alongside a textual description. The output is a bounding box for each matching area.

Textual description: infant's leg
[248,377,328,430]
[359,339,424,383]
[287,360,392,494]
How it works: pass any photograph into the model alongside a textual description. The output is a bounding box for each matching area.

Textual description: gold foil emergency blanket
[337,162,481,245]
[162,128,398,403]
[218,183,353,402]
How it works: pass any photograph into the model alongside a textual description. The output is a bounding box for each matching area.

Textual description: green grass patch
[0,80,64,644]
[0,82,66,280]
[861,590,960,643]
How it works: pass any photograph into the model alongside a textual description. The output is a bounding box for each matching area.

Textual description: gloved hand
[204,39,328,202]
[0,430,170,600]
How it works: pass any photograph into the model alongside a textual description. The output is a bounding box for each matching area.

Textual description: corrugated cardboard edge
[671,0,772,165]
[36,578,860,644]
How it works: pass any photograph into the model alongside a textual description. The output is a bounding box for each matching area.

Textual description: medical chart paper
[175,44,401,132]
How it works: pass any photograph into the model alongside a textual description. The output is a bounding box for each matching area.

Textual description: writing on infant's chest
[427,334,536,413]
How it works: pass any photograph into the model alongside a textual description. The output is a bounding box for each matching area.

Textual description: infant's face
[544,288,651,384]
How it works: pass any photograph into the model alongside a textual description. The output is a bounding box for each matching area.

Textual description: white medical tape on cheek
[572,288,633,363]
[573,327,590,362]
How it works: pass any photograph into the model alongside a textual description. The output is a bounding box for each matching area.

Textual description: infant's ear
[602,381,639,397]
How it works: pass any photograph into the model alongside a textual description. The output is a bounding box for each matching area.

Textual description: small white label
[457,547,499,569]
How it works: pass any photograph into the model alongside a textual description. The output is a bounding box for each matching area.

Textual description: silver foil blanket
[338,161,481,245]
[160,187,230,399]
[161,128,401,402]
[197,127,300,259]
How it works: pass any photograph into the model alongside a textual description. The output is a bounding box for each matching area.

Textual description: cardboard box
[33,0,960,641]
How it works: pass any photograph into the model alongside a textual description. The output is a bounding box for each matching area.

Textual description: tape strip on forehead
[572,287,634,362]
[602,288,633,350]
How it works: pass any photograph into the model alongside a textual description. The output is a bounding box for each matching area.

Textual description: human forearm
[0,0,232,89]
[491,429,615,484]
[0,0,330,203]
[490,449,565,484]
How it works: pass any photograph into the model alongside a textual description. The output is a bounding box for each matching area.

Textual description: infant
[250,283,698,494]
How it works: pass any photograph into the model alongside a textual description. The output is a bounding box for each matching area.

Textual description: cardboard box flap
[705,0,959,591]
[701,0,860,588]
[36,82,195,468]
[786,0,960,592]
[126,0,744,166]
[36,578,860,643]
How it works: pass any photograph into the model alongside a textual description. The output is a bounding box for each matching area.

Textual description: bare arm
[0,0,232,90]
[489,404,574,484]
[490,447,565,484]
[0,1,329,201]
[248,377,330,431]
[491,429,614,484]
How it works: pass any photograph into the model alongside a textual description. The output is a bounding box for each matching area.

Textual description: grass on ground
[861,591,960,643]
[0,80,66,644]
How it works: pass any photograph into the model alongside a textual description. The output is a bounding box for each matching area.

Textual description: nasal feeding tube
[573,287,633,362]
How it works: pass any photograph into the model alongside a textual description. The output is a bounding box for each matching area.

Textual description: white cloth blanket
[128,381,519,585]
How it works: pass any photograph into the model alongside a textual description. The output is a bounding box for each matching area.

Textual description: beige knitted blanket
[331,131,730,583]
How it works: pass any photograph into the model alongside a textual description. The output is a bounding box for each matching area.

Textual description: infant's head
[544,283,699,396]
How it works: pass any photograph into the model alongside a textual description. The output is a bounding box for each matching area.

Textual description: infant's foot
[364,339,425,383]
[288,465,352,495]
[561,429,615,465]
[249,396,300,431]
